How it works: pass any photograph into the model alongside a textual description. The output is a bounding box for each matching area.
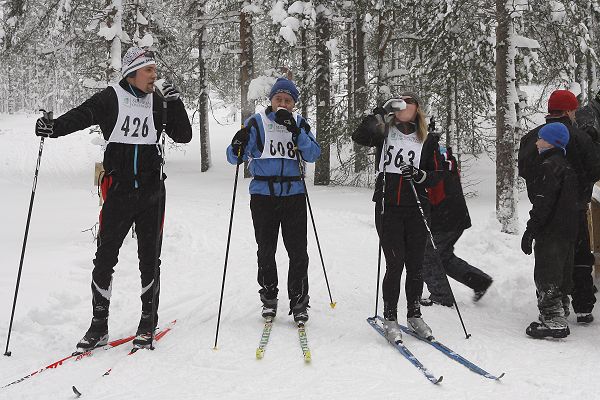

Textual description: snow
[0,108,599,399]
[549,1,567,23]
[248,75,276,101]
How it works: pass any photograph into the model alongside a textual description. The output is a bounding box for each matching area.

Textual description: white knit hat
[121,47,156,77]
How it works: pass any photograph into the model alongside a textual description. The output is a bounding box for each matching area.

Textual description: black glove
[399,164,426,182]
[162,82,181,102]
[275,108,301,143]
[231,127,249,162]
[35,117,54,138]
[372,106,386,117]
[521,230,534,255]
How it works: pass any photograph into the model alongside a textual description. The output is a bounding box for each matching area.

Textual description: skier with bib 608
[226,78,320,323]
[352,92,444,342]
[34,47,192,352]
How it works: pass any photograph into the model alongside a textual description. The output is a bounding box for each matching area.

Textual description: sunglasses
[401,97,417,105]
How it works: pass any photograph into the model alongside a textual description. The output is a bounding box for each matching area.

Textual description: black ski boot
[526,316,570,339]
[75,318,108,353]
[133,313,157,349]
[291,295,310,323]
[576,313,594,324]
[260,294,278,319]
[473,279,493,302]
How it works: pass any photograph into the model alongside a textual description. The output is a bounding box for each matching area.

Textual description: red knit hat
[548,90,578,112]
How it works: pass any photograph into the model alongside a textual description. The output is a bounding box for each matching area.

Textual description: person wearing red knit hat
[519,89,600,327]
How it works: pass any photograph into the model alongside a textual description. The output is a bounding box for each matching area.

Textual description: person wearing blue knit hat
[226,77,320,324]
[522,121,579,339]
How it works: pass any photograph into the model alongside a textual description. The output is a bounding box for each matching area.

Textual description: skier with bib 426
[226,78,320,323]
[352,92,444,342]
[34,47,192,352]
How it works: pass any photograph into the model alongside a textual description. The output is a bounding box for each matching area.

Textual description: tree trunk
[197,1,211,172]
[240,9,254,123]
[300,26,309,117]
[495,0,518,234]
[314,5,331,186]
[353,10,368,173]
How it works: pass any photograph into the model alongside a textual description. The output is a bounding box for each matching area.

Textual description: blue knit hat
[269,78,299,102]
[539,122,570,152]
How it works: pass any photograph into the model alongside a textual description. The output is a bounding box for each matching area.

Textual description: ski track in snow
[0,111,599,399]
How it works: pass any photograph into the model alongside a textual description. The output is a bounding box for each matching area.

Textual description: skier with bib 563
[226,77,320,323]
[34,47,192,352]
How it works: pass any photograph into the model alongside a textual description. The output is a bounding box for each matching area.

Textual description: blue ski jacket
[226,107,321,196]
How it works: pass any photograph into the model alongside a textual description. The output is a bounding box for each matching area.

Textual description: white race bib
[378,126,424,174]
[108,84,158,145]
[258,110,299,160]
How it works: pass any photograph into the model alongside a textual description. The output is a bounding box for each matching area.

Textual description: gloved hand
[521,230,534,255]
[382,98,406,114]
[231,127,249,163]
[162,81,181,102]
[372,106,386,117]
[274,108,301,143]
[399,164,426,182]
[35,117,54,138]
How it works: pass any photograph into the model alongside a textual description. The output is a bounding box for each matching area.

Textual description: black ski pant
[571,210,596,314]
[534,234,574,320]
[375,204,427,318]
[91,179,165,324]
[250,194,309,312]
[422,230,493,303]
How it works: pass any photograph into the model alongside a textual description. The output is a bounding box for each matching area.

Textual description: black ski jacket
[53,79,192,189]
[352,114,444,208]
[526,148,578,240]
[518,116,600,210]
[576,97,600,142]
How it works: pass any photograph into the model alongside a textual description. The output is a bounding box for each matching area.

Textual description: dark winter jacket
[226,106,320,196]
[427,153,471,233]
[576,97,600,142]
[518,116,600,210]
[352,114,444,208]
[526,148,578,240]
[53,79,192,189]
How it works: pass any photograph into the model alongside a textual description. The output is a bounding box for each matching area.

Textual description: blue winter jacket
[226,107,321,196]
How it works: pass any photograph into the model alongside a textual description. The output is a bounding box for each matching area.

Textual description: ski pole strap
[253,175,302,196]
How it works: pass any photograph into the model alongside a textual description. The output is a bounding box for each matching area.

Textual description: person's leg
[280,194,309,314]
[571,210,596,318]
[421,232,453,305]
[250,195,281,304]
[403,208,428,318]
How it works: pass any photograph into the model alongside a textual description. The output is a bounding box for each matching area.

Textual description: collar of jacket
[119,78,148,98]
[545,115,572,126]
[394,121,416,134]
[539,146,565,159]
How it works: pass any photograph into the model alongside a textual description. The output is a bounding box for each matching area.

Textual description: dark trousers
[534,235,574,319]
[92,179,165,322]
[250,194,309,311]
[422,230,492,302]
[375,204,427,318]
[571,210,596,314]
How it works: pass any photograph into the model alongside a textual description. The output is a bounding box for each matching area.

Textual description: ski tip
[72,385,82,397]
[304,351,312,362]
[329,302,337,309]
[256,349,265,359]
[496,372,506,380]
[436,375,443,384]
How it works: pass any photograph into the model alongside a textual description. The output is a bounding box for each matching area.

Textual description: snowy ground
[0,110,599,400]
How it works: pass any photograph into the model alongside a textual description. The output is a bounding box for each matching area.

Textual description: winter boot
[260,295,278,319]
[576,313,594,324]
[291,295,310,324]
[407,317,434,341]
[132,312,157,348]
[382,302,402,342]
[76,317,108,353]
[473,279,493,302]
[527,313,569,338]
[420,296,453,307]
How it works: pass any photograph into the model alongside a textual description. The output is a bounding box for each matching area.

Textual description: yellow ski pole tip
[330,302,337,309]
[212,346,219,351]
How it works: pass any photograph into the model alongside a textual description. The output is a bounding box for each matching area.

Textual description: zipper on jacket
[134,144,139,189]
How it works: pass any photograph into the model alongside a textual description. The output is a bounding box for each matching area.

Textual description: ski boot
[383,303,402,342]
[407,317,434,341]
[132,313,157,349]
[75,317,108,354]
[260,295,278,319]
[473,279,493,302]
[291,295,310,324]
[576,313,594,324]
[420,296,453,307]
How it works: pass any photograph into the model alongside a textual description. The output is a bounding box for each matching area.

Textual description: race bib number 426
[121,116,150,138]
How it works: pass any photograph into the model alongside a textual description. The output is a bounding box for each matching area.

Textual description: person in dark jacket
[226,78,321,323]
[352,92,444,342]
[575,89,600,142]
[518,89,600,324]
[521,122,578,338]
[34,47,192,351]
[420,146,493,307]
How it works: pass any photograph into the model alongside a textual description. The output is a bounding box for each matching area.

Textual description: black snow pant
[250,194,309,312]
[422,230,493,303]
[375,203,427,318]
[534,234,574,320]
[571,210,596,314]
[91,178,165,325]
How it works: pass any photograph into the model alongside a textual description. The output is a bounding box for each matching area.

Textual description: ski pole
[213,144,243,350]
[4,109,52,356]
[296,151,336,308]
[149,91,167,349]
[407,178,471,339]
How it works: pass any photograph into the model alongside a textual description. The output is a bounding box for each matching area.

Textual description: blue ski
[367,317,442,384]
[375,316,505,380]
